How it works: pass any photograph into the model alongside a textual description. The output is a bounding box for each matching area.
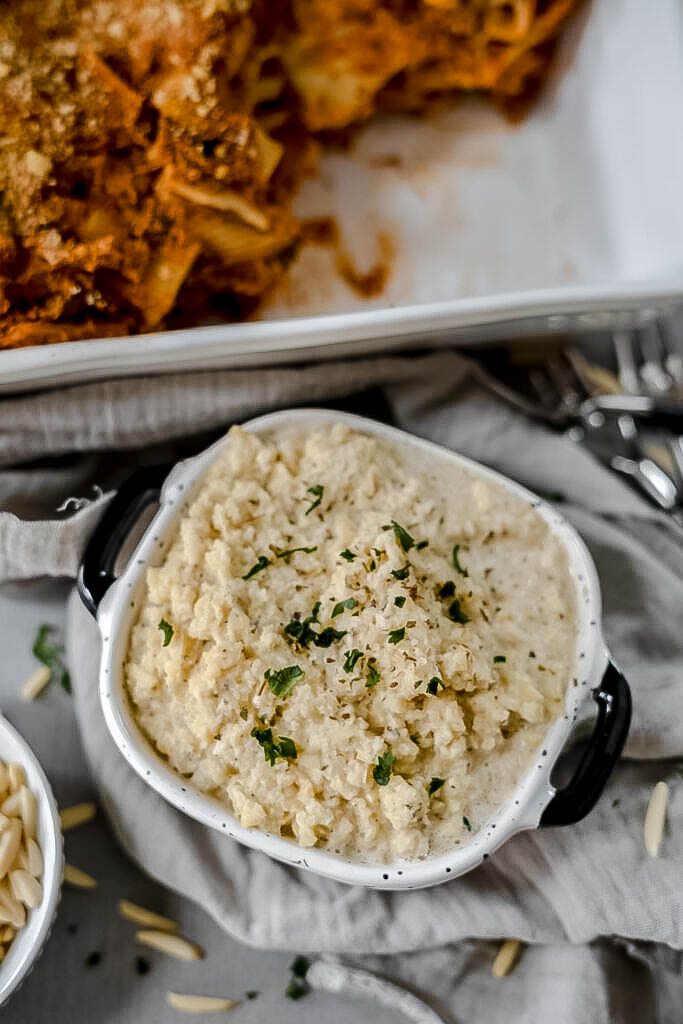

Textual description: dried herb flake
[452,544,469,577]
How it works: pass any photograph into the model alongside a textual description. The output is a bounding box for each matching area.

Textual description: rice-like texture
[125,423,577,862]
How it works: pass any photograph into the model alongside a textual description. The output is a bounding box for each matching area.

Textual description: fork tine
[637,323,673,394]
[612,330,640,394]
[658,318,683,392]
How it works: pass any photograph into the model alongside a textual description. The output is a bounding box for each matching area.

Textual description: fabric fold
[4,348,681,1023]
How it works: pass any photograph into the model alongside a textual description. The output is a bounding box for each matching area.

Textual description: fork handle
[610,455,680,513]
[589,395,683,431]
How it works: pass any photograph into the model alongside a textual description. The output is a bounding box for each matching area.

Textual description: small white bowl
[0,715,63,1007]
[79,409,630,889]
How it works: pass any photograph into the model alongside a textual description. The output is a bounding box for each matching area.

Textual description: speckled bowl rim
[0,715,63,1005]
[95,408,608,890]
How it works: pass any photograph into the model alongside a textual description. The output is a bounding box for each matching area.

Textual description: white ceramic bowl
[0,715,62,1006]
[79,409,630,889]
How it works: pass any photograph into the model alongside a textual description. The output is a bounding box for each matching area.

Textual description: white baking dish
[2,0,682,393]
[78,409,631,890]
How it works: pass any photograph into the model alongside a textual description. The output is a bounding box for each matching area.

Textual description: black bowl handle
[77,464,172,617]
[540,660,631,827]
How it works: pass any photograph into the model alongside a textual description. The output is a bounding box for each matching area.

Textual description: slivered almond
[166,992,237,1013]
[492,938,521,978]
[0,761,9,795]
[26,838,43,878]
[118,899,179,932]
[63,863,97,889]
[0,813,10,833]
[1,792,21,817]
[0,880,26,928]
[19,786,37,839]
[9,869,42,909]
[20,664,51,701]
[8,764,26,793]
[136,930,203,961]
[60,803,96,831]
[644,781,669,858]
[1,925,15,942]
[14,844,29,871]
[0,819,21,878]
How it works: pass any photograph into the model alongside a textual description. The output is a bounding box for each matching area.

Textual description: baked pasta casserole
[0,0,580,348]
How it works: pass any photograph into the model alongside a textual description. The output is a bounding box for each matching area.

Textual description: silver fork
[612,321,683,488]
[536,351,682,518]
[478,343,682,518]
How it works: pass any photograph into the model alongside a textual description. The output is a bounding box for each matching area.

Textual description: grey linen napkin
[2,351,682,1023]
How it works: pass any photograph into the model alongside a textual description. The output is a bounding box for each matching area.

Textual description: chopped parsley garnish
[284,602,321,648]
[427,677,444,695]
[304,484,324,516]
[251,727,298,766]
[245,991,259,1001]
[340,549,356,562]
[365,659,380,687]
[343,649,363,673]
[428,777,445,795]
[285,602,347,649]
[389,521,415,553]
[285,979,309,1001]
[239,706,249,721]
[274,546,317,561]
[291,955,310,978]
[314,626,348,648]
[494,655,507,664]
[416,540,429,551]
[135,956,150,976]
[285,956,311,1000]
[264,665,304,696]
[85,951,102,968]
[447,599,470,624]
[394,595,406,608]
[242,556,270,580]
[388,627,406,645]
[390,564,410,581]
[409,733,420,746]
[366,558,377,572]
[33,624,71,693]
[332,597,357,618]
[438,581,456,599]
[373,750,395,786]
[462,815,472,832]
[452,544,468,577]
[157,619,174,647]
